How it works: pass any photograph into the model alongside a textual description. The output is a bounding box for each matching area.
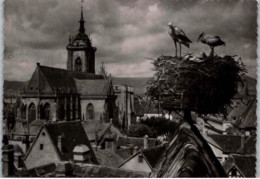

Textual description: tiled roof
[15,163,56,177]
[117,136,158,150]
[74,79,111,96]
[44,121,98,163]
[222,154,256,177]
[73,163,150,177]
[30,119,46,126]
[94,149,124,167]
[237,135,256,155]
[208,134,248,154]
[233,99,256,129]
[153,122,226,177]
[118,144,166,169]
[81,121,111,141]
[27,65,104,93]
[141,145,166,168]
[11,120,42,136]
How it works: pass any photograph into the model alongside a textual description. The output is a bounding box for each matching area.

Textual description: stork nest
[146,55,247,115]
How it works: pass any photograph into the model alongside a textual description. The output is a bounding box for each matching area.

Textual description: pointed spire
[79,0,85,33]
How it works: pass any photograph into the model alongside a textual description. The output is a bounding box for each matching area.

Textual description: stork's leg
[174,40,177,57]
[179,43,182,59]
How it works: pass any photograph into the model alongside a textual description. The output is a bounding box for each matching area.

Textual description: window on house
[40,144,44,150]
[42,132,45,136]
[138,154,143,163]
[87,103,94,120]
[229,168,239,177]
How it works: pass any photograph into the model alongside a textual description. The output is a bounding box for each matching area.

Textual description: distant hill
[3,75,256,97]
[3,80,28,97]
[238,75,257,96]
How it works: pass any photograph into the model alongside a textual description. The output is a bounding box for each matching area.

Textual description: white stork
[197,32,225,57]
[168,22,192,58]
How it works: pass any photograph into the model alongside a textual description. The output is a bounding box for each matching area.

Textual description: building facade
[17,7,117,127]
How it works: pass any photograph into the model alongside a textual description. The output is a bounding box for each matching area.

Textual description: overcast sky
[3,0,257,81]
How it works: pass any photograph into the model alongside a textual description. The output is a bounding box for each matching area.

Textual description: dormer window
[138,154,143,163]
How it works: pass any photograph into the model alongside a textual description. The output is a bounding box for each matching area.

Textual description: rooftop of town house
[151,122,227,177]
[117,135,158,150]
[24,121,98,164]
[81,120,111,142]
[118,144,166,169]
[222,154,256,177]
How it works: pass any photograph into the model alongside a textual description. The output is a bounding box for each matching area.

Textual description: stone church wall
[80,99,105,121]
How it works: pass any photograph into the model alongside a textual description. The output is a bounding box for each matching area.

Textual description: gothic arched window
[87,103,94,120]
[75,57,82,71]
[21,104,26,119]
[28,103,36,124]
[42,103,50,120]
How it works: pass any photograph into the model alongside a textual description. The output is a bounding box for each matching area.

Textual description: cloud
[3,0,257,81]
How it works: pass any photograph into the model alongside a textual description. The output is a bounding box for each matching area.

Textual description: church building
[18,6,117,125]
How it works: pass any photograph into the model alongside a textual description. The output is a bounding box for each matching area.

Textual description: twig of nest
[146,54,247,115]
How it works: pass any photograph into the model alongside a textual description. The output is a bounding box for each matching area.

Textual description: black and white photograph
[2,0,258,177]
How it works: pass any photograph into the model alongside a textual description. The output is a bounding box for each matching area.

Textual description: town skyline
[4,0,257,81]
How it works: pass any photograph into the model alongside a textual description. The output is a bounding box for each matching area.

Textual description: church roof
[39,65,103,91]
[74,78,111,96]
[69,4,92,47]
[26,65,105,94]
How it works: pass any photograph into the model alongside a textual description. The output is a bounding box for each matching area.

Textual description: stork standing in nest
[197,32,226,57]
[168,22,192,58]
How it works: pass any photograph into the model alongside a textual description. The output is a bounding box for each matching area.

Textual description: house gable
[24,128,60,170]
[26,66,53,94]
[227,165,243,177]
[119,152,152,173]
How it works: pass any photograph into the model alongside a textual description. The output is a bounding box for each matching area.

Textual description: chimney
[73,145,90,164]
[58,135,63,154]
[241,132,245,154]
[144,135,148,149]
[112,133,117,151]
[133,146,139,154]
[2,144,15,177]
[14,151,23,169]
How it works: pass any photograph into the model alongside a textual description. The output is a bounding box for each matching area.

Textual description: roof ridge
[119,136,157,140]
[141,144,165,152]
[39,65,67,71]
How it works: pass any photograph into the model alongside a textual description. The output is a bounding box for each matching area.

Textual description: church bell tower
[66,3,96,73]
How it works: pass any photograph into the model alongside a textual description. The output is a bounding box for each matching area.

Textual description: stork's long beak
[197,32,204,42]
